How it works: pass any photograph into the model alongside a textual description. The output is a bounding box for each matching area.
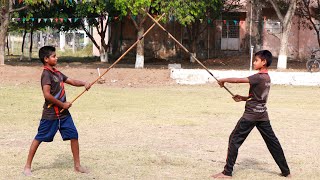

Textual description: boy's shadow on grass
[235,158,278,175]
[32,153,73,172]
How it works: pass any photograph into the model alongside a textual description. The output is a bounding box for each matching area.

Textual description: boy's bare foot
[212,172,232,178]
[23,167,32,176]
[74,166,89,174]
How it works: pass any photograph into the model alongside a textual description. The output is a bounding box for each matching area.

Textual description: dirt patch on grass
[0,65,175,88]
[1,55,308,87]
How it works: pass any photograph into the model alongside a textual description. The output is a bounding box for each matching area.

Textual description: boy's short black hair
[255,50,272,67]
[39,46,56,65]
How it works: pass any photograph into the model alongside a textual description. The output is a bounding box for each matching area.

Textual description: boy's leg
[23,119,58,176]
[23,139,41,176]
[213,118,255,178]
[59,115,88,173]
[71,139,88,173]
[256,121,290,177]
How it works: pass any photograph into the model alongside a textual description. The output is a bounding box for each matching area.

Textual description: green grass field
[0,84,319,179]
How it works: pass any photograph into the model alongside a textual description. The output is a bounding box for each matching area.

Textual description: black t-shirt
[242,72,271,121]
[41,68,70,120]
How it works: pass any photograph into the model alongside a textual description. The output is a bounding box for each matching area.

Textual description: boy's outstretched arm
[65,78,91,90]
[218,77,249,87]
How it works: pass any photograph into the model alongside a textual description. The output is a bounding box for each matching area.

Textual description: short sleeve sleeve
[41,70,51,87]
[60,72,68,82]
[248,74,260,86]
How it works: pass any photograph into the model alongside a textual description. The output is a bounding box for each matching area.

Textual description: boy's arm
[218,77,249,87]
[43,85,72,109]
[65,78,91,90]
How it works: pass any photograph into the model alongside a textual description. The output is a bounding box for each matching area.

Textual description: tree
[10,2,48,61]
[2,0,119,64]
[114,0,153,68]
[269,0,297,69]
[0,0,29,65]
[0,0,12,65]
[46,0,119,63]
[0,0,45,64]
[249,0,267,52]
[74,0,120,63]
[297,0,320,48]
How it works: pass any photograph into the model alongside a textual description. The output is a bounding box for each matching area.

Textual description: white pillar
[84,34,89,46]
[250,46,254,71]
[40,31,44,48]
[11,34,14,54]
[83,19,89,46]
[72,31,75,54]
[59,31,65,51]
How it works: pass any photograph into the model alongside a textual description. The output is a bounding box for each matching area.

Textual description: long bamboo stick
[54,13,166,112]
[145,12,234,96]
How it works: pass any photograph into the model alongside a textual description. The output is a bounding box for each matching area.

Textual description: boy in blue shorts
[23,46,91,176]
[212,50,291,178]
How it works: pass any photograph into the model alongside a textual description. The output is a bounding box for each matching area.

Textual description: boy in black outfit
[23,46,91,176]
[212,50,291,178]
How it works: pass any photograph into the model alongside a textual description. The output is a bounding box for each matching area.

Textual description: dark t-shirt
[242,72,271,121]
[41,68,70,120]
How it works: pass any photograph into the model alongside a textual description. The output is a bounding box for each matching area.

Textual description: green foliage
[10,2,48,32]
[75,0,120,26]
[23,0,44,4]
[153,0,225,26]
[114,0,152,16]
[10,0,120,32]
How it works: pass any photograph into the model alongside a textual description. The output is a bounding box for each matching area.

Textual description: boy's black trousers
[222,118,290,177]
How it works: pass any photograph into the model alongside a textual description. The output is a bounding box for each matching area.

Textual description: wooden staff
[54,13,166,112]
[145,12,234,96]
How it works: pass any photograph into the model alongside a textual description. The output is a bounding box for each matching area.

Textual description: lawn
[0,83,319,179]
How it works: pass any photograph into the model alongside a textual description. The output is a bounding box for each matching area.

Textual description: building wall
[106,15,248,60]
[262,15,319,60]
[92,6,320,60]
[262,16,300,58]
[298,22,319,59]
[107,16,185,60]
[92,17,110,57]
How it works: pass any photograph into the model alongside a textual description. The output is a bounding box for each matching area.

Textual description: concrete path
[170,69,320,86]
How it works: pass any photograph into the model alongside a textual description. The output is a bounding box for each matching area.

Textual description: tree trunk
[251,0,263,51]
[277,24,292,69]
[99,25,108,63]
[29,28,34,61]
[135,27,144,68]
[0,2,11,65]
[112,21,121,56]
[6,35,10,56]
[269,0,297,69]
[0,41,5,65]
[100,25,109,63]
[100,46,108,63]
[20,28,27,61]
[187,22,201,63]
[190,40,197,63]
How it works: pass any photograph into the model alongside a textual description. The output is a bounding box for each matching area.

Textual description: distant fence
[6,28,91,58]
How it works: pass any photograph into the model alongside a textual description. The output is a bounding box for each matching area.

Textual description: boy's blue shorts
[35,115,78,142]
